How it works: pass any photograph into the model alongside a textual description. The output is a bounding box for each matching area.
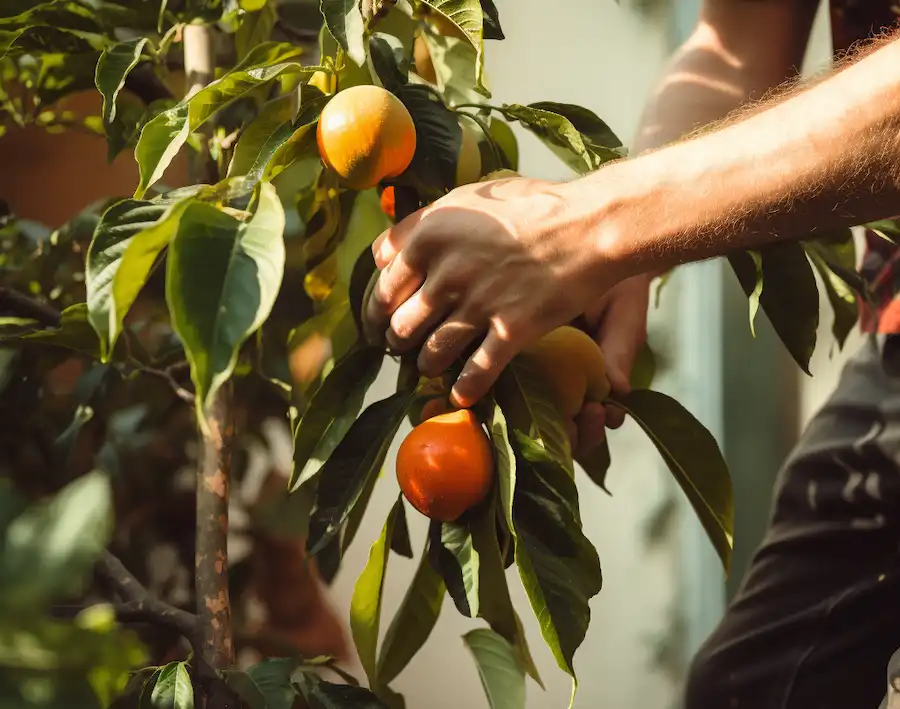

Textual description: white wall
[325,3,700,709]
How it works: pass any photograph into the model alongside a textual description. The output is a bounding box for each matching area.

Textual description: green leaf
[389,499,413,558]
[289,345,385,493]
[576,439,611,494]
[95,37,148,135]
[396,84,462,192]
[421,32,479,107]
[495,356,573,475]
[480,0,504,39]
[488,118,518,171]
[629,341,656,390]
[612,389,733,573]
[804,231,860,349]
[228,93,296,178]
[0,471,112,611]
[470,494,542,686]
[351,497,401,684]
[421,0,488,95]
[745,250,763,337]
[321,0,366,66]
[463,629,525,709]
[0,303,103,359]
[527,101,622,150]
[510,433,602,679]
[428,519,479,617]
[501,104,622,175]
[223,658,296,709]
[236,2,277,61]
[729,243,819,374]
[166,183,286,420]
[86,198,182,360]
[376,541,445,686]
[307,390,414,554]
[293,671,390,709]
[150,661,192,709]
[133,43,311,196]
[865,219,900,243]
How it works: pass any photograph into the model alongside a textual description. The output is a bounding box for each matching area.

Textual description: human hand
[365,174,628,408]
[567,275,650,459]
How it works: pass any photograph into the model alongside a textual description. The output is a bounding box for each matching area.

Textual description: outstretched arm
[367,26,900,409]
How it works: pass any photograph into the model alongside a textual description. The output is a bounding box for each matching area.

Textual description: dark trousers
[685,335,900,709]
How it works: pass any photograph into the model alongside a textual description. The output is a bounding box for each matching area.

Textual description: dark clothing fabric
[685,336,900,708]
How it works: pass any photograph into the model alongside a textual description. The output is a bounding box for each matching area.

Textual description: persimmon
[522,326,611,419]
[316,85,417,191]
[413,34,437,84]
[396,409,494,521]
[380,185,396,220]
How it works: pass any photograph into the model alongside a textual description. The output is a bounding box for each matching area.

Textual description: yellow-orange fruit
[397,409,494,521]
[456,117,482,186]
[413,35,437,84]
[316,85,417,191]
[522,326,611,419]
[380,185,396,220]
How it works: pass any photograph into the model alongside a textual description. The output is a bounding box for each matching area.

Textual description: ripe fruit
[413,35,437,84]
[397,409,494,521]
[316,85,417,191]
[456,117,482,186]
[521,326,611,419]
[380,185,396,220]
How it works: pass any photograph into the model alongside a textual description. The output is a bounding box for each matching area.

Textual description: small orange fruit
[316,85,417,191]
[396,409,494,521]
[380,185,396,220]
[413,35,437,84]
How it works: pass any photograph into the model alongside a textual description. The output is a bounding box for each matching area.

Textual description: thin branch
[94,551,199,641]
[0,287,61,327]
[141,364,196,404]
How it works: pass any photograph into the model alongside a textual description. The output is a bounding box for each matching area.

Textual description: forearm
[579,32,900,280]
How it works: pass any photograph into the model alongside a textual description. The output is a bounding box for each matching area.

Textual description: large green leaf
[351,497,402,684]
[396,84,462,193]
[510,434,602,680]
[224,658,296,709]
[85,198,184,360]
[0,303,105,360]
[428,519,479,618]
[495,357,573,475]
[289,345,384,493]
[470,496,541,686]
[133,43,312,196]
[527,101,622,150]
[307,390,414,555]
[293,671,390,708]
[501,104,622,175]
[150,661,193,709]
[376,540,445,686]
[803,230,860,350]
[729,243,819,374]
[95,37,148,156]
[463,629,525,709]
[166,183,286,419]
[421,32,480,107]
[420,0,488,95]
[0,471,112,611]
[228,93,296,178]
[612,389,733,573]
[479,0,504,39]
[320,0,366,66]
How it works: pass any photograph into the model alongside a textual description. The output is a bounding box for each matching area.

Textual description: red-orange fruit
[396,409,494,521]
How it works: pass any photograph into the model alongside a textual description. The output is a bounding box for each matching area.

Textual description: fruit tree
[0,0,872,708]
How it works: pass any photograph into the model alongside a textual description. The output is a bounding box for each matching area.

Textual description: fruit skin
[522,326,611,420]
[316,85,417,191]
[456,117,483,186]
[380,185,396,220]
[397,409,494,522]
[413,35,437,84]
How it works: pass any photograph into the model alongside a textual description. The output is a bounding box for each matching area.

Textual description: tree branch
[94,551,199,641]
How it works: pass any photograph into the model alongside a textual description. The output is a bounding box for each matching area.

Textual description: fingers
[417,315,482,380]
[450,326,519,409]
[366,251,424,336]
[604,402,627,431]
[386,286,448,353]
[372,209,423,269]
